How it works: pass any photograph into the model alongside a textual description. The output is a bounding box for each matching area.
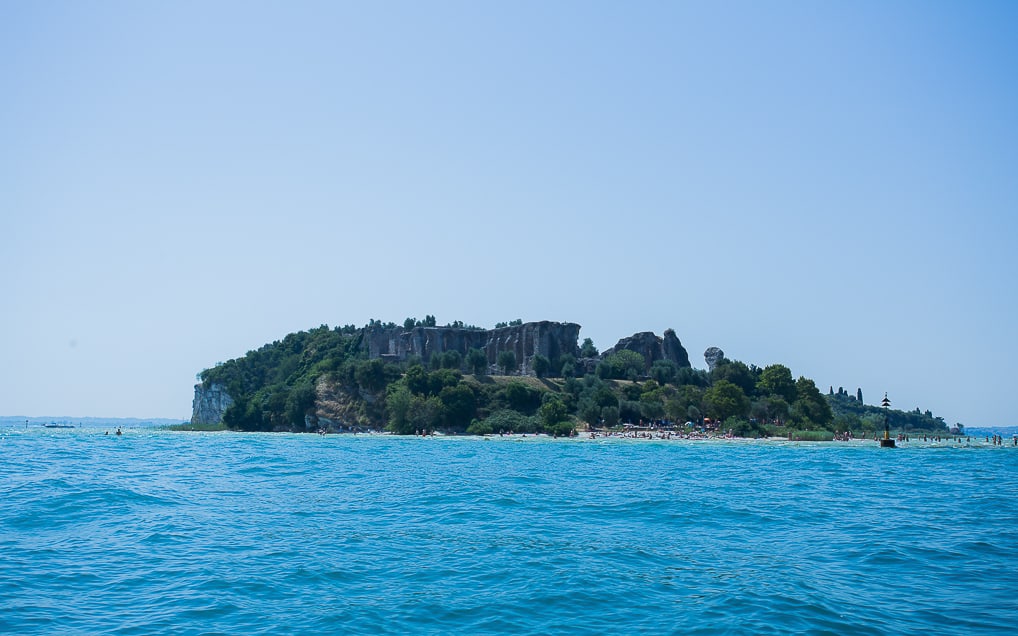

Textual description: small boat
[44,422,76,429]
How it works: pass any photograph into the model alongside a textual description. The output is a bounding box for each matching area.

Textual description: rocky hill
[190,318,949,438]
[192,320,691,428]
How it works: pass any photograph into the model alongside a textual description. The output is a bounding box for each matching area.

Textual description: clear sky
[3,1,1016,426]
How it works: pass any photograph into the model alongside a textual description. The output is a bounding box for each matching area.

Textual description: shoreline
[4,425,1015,449]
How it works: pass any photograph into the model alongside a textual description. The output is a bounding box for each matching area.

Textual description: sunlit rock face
[191,382,234,425]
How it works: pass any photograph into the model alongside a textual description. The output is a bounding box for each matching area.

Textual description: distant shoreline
[1,416,185,427]
[8,425,1014,448]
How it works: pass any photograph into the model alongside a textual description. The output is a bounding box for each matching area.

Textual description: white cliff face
[191,383,234,425]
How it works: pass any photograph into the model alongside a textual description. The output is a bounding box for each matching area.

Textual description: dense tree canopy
[703,380,751,421]
[790,377,834,429]
[198,319,949,438]
[710,359,757,397]
[597,350,646,380]
[756,364,797,403]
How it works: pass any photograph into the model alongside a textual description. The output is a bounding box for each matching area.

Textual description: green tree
[439,384,477,430]
[702,380,750,421]
[619,400,642,424]
[673,385,704,411]
[619,382,642,401]
[833,412,863,435]
[466,419,493,435]
[497,350,518,375]
[601,405,620,427]
[539,395,569,430]
[675,367,710,387]
[750,399,770,424]
[405,365,460,396]
[439,350,462,370]
[404,365,431,395]
[791,376,833,429]
[592,385,619,409]
[560,354,577,378]
[580,337,599,357]
[764,395,790,424]
[503,381,541,414]
[598,350,645,379]
[466,348,488,375]
[728,417,766,438]
[710,359,757,397]
[577,398,602,426]
[386,383,415,434]
[285,380,316,428]
[481,409,539,434]
[532,354,550,378]
[756,364,797,403]
[409,395,445,433]
[640,396,665,421]
[353,359,390,392]
[650,360,679,385]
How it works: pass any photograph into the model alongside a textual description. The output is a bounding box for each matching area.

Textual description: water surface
[2,429,1016,634]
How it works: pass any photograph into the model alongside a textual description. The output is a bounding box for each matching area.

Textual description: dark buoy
[880,393,895,447]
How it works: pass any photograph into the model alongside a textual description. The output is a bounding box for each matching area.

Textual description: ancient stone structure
[189,321,703,425]
[363,321,581,375]
[602,329,691,370]
[191,382,234,426]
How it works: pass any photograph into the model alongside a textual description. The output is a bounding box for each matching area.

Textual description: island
[191,317,952,439]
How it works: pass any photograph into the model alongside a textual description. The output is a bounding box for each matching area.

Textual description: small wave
[4,433,1018,634]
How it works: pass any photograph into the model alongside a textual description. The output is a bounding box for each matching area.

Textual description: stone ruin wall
[364,321,582,375]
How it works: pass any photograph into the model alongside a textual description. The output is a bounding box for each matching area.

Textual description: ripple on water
[2,432,1017,634]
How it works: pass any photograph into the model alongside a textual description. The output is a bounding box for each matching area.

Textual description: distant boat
[44,422,75,429]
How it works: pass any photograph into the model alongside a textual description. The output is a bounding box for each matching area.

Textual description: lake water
[2,427,1017,634]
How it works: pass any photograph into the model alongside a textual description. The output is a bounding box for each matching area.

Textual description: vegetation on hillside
[198,320,951,438]
[824,386,948,434]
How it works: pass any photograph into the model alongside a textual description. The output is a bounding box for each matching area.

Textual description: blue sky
[2,1,1016,426]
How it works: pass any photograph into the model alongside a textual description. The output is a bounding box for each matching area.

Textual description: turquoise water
[2,429,1016,634]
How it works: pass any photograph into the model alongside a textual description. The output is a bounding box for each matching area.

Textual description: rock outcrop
[364,321,581,374]
[602,329,691,370]
[191,382,234,426]
[704,347,725,371]
[662,329,691,367]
